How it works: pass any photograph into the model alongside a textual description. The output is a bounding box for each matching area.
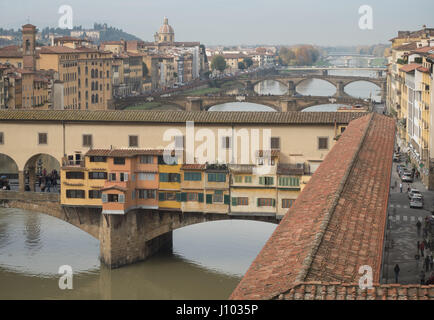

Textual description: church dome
[159,17,174,34]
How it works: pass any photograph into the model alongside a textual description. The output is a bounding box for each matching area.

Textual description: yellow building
[158,153,182,210]
[61,153,108,207]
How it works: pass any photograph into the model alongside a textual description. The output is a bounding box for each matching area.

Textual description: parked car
[408,188,422,200]
[402,173,413,182]
[411,194,424,205]
[410,197,424,209]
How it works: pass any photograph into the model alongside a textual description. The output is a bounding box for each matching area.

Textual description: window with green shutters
[198,193,204,203]
[213,190,223,203]
[234,175,242,183]
[244,176,252,183]
[259,177,274,185]
[206,194,213,204]
[208,173,226,182]
[279,176,300,187]
[184,172,202,181]
[160,173,180,182]
[232,197,248,206]
[224,195,230,205]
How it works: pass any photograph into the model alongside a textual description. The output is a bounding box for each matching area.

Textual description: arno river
[0,68,383,300]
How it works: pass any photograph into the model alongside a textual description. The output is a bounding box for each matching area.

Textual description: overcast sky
[0,0,433,46]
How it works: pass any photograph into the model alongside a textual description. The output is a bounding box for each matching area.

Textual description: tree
[211,55,226,73]
[238,61,246,70]
[243,57,253,68]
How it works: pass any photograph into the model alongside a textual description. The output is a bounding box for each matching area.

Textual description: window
[159,173,180,182]
[257,198,275,207]
[234,175,242,183]
[139,155,153,164]
[232,197,248,206]
[66,189,85,198]
[107,194,119,202]
[279,177,300,187]
[184,172,202,181]
[187,192,198,202]
[109,173,116,181]
[244,176,252,183]
[38,133,47,145]
[208,173,226,182]
[222,136,231,149]
[88,172,107,179]
[318,137,329,150]
[340,127,346,134]
[0,132,4,144]
[129,135,138,147]
[82,134,92,147]
[159,192,177,201]
[66,171,84,179]
[259,176,274,185]
[271,137,280,150]
[113,157,125,165]
[119,173,129,182]
[88,190,102,199]
[282,199,295,208]
[213,190,223,203]
[90,156,107,162]
[138,173,155,181]
[137,189,156,199]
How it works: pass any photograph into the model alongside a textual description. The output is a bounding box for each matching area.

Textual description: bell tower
[22,24,37,71]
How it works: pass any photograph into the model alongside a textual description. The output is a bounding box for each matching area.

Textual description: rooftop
[230,113,402,300]
[0,110,368,125]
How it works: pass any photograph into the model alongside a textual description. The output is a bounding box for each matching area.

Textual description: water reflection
[296,78,336,96]
[0,208,276,299]
[254,80,288,95]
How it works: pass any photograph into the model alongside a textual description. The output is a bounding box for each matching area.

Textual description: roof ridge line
[293,112,375,286]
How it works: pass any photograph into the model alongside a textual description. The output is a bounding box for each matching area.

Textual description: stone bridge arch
[23,153,62,192]
[249,78,289,89]
[342,78,383,89]
[293,76,339,89]
[0,153,19,190]
[203,99,281,111]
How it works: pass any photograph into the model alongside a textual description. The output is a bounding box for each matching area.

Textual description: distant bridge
[144,95,371,112]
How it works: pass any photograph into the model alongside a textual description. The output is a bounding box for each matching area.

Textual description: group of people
[37,169,58,193]
[0,176,11,190]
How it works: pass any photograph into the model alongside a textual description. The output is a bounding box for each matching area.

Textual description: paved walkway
[382,154,434,284]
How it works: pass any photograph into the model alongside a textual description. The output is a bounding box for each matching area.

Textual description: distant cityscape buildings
[386,26,434,190]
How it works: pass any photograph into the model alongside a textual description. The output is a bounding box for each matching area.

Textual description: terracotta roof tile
[400,63,422,73]
[0,110,367,125]
[85,149,164,157]
[278,282,434,300]
[230,113,396,300]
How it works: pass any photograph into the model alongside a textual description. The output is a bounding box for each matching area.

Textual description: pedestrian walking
[394,264,400,283]
[425,256,430,272]
[421,241,425,257]
[400,182,403,193]
[417,220,422,236]
[420,270,426,285]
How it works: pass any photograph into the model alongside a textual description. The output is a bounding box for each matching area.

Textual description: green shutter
[198,193,204,203]
[232,197,237,206]
[208,173,216,182]
[206,194,213,204]
[272,199,276,207]
[181,192,187,202]
[176,192,181,202]
[257,198,260,206]
[159,192,165,201]
[224,194,230,205]
[160,173,168,182]
[259,177,264,185]
[270,177,274,185]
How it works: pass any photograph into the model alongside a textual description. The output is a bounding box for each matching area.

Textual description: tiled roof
[417,66,430,73]
[276,282,434,300]
[399,63,421,73]
[101,185,127,192]
[277,164,304,175]
[0,110,367,125]
[39,46,78,54]
[230,113,396,300]
[394,42,418,51]
[85,149,164,157]
[181,164,206,170]
[0,45,22,58]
